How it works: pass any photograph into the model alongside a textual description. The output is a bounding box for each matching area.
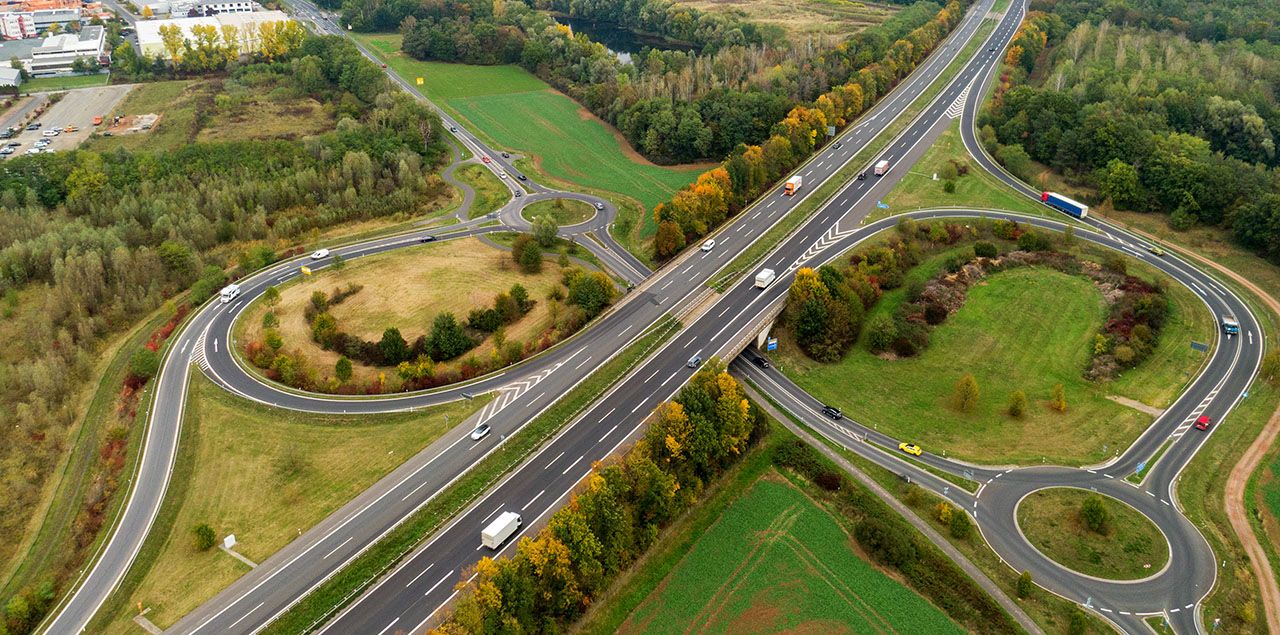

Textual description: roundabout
[1015,486,1170,581]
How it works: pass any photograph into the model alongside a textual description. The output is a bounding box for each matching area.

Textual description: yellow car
[898,442,923,457]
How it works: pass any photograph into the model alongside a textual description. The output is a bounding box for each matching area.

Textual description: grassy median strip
[263,314,682,634]
[1127,440,1171,484]
[710,16,998,292]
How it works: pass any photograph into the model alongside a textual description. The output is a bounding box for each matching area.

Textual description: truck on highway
[1222,315,1240,336]
[1040,191,1089,218]
[873,160,890,176]
[219,284,241,304]
[481,511,522,549]
[755,268,776,288]
[784,175,802,195]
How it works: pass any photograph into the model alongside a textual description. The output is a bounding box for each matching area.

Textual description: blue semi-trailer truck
[1041,191,1088,218]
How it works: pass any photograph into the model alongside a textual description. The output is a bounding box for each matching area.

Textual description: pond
[556,15,695,64]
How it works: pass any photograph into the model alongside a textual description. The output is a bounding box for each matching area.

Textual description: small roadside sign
[767,337,778,351]
[416,77,424,85]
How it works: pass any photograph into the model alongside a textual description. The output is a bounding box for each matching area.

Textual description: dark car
[834,141,842,149]
[752,356,769,369]
[501,151,510,158]
[0,130,12,139]
[26,123,39,130]
[420,235,436,242]
[821,405,842,420]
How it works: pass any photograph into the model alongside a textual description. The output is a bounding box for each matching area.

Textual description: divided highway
[42,0,1007,631]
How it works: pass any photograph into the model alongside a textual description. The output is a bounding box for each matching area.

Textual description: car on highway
[501,151,510,158]
[310,248,330,259]
[514,190,522,197]
[898,442,923,456]
[481,155,491,164]
[687,355,702,368]
[517,174,527,181]
[700,238,715,252]
[380,63,387,68]
[821,405,842,420]
[834,141,842,149]
[420,235,437,242]
[470,423,491,440]
[1195,415,1212,431]
[449,125,458,133]
[1148,245,1166,257]
[752,355,769,369]
[499,171,507,179]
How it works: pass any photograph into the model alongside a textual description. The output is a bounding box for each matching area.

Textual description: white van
[219,283,242,304]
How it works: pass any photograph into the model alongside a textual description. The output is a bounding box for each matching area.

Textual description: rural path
[742,384,1045,635]
[1107,217,1280,634]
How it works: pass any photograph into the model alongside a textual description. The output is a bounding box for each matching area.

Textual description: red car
[481,155,491,164]
[1195,415,1212,431]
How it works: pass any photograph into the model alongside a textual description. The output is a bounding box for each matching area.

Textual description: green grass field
[22,73,110,93]
[99,374,486,632]
[618,474,963,634]
[774,263,1207,465]
[351,33,699,249]
[521,198,596,226]
[1017,488,1169,580]
[455,163,508,219]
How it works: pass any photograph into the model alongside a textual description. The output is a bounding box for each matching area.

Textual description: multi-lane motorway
[41,0,1266,631]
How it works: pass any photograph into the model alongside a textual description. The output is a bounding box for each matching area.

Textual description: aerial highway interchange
[39,0,1266,632]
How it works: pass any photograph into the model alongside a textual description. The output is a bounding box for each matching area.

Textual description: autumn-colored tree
[954,373,979,412]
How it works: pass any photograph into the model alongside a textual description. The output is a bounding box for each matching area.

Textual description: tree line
[435,361,768,632]
[0,35,448,629]
[1030,0,1280,46]
[652,0,970,260]
[980,11,1280,264]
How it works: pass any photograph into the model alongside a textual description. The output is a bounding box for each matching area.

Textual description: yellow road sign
[416,77,424,85]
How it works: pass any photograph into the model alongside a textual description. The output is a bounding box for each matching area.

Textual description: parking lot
[1,84,133,157]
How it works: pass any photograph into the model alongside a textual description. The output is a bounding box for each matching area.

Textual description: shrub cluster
[439,362,768,631]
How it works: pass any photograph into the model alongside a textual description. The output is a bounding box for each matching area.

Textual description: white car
[700,238,715,252]
[41,129,59,137]
[24,148,40,155]
[499,171,507,179]
[311,248,330,259]
[0,147,12,155]
[470,424,491,441]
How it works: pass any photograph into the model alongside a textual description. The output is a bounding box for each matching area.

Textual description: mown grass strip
[710,16,998,292]
[263,315,682,634]
[1127,440,1171,484]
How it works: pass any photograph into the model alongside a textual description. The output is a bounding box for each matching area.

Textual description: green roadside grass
[22,73,109,93]
[873,119,1052,221]
[262,315,683,634]
[773,263,1202,465]
[455,163,508,219]
[95,375,489,632]
[710,16,999,291]
[755,390,1114,634]
[1016,488,1169,581]
[1126,440,1170,484]
[520,198,597,226]
[1146,615,1175,634]
[484,230,607,272]
[616,472,965,633]
[348,31,699,254]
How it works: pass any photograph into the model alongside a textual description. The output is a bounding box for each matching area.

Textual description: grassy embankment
[262,315,682,633]
[612,474,965,632]
[96,375,486,632]
[351,33,703,261]
[23,73,109,92]
[521,198,597,226]
[1017,487,1169,580]
[873,119,1050,221]
[773,253,1212,465]
[455,163,508,219]
[236,237,570,386]
[677,0,896,41]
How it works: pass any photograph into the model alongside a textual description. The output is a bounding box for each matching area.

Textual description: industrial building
[134,9,288,58]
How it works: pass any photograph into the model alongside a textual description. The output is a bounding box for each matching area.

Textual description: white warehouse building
[24,24,105,75]
[135,9,288,58]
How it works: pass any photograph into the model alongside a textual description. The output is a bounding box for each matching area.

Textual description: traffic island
[1015,487,1169,581]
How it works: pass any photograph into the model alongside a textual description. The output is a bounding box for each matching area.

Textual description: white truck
[755,268,776,289]
[481,511,522,550]
[874,159,890,176]
[219,283,241,304]
[784,175,803,195]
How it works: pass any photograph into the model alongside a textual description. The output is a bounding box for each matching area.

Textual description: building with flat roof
[24,23,103,74]
[135,9,287,58]
[0,66,20,86]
